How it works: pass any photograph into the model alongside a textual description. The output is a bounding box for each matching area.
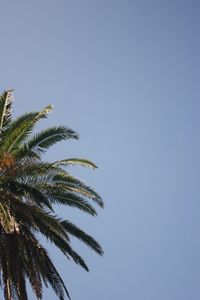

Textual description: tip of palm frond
[5,88,14,105]
[7,88,14,93]
[92,193,104,208]
[43,104,54,114]
[92,194,104,208]
[35,105,53,121]
[99,200,104,208]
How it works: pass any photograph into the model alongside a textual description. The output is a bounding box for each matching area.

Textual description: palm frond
[18,233,43,299]
[12,161,61,178]
[0,105,53,154]
[0,235,12,300]
[7,180,53,210]
[9,199,67,240]
[15,126,79,159]
[60,242,89,271]
[52,172,104,207]
[0,89,13,130]
[53,158,97,169]
[43,257,70,300]
[61,220,103,255]
[21,228,70,299]
[47,190,97,216]
[0,203,19,234]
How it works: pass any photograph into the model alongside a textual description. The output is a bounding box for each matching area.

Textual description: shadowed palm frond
[61,220,103,255]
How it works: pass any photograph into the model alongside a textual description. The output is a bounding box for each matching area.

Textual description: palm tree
[0,89,103,300]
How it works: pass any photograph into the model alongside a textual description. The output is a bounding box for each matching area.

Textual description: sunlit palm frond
[0,105,53,154]
[0,89,13,131]
[53,158,97,169]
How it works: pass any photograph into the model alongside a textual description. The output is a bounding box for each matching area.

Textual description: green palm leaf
[61,220,103,255]
[47,190,97,215]
[52,172,104,207]
[0,105,53,154]
[16,126,79,159]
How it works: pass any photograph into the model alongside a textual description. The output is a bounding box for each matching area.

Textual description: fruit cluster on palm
[0,90,103,300]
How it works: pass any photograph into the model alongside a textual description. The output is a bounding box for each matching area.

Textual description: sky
[0,0,200,299]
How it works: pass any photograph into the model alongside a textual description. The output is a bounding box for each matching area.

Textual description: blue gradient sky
[1,1,200,299]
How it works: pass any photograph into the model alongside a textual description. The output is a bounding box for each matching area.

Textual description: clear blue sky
[1,0,200,299]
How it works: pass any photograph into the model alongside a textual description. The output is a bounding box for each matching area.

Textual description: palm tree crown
[0,89,103,300]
